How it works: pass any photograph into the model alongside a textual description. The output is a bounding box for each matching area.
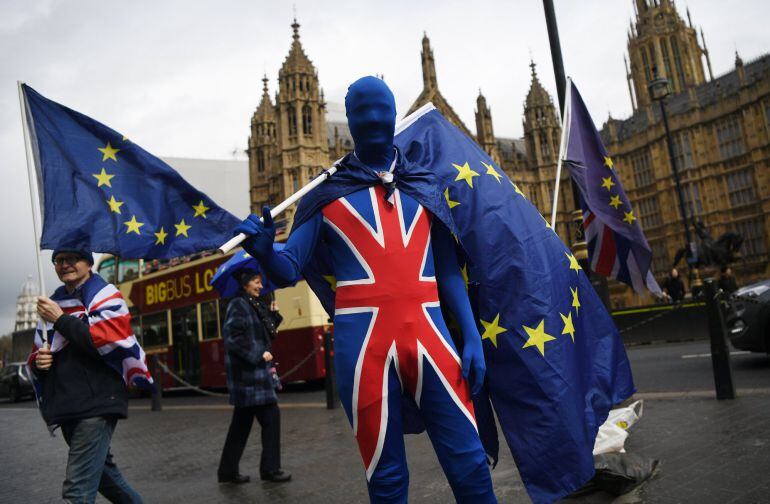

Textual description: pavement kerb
[633,388,770,400]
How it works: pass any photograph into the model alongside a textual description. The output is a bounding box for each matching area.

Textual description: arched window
[540,136,550,159]
[257,151,265,172]
[287,105,297,137]
[302,105,313,135]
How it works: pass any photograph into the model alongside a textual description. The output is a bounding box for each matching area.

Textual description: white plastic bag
[593,400,644,455]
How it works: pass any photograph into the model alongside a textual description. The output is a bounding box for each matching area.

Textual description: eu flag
[565,80,662,296]
[21,84,240,259]
[394,105,636,503]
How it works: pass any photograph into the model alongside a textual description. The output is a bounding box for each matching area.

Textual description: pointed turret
[523,60,561,169]
[406,33,473,137]
[248,74,278,213]
[474,90,500,164]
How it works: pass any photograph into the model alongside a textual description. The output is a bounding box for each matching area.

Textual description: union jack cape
[27,273,153,396]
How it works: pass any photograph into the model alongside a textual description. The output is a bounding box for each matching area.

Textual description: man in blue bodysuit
[235,76,496,503]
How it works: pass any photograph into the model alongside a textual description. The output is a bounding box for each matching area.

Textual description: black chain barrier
[153,346,321,398]
[617,300,690,336]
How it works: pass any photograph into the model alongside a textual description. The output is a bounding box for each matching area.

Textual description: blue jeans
[60,416,143,504]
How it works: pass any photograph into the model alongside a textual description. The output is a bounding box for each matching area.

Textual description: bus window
[142,311,169,348]
[200,300,220,340]
[171,305,200,384]
[99,257,117,284]
[129,308,141,342]
[118,259,140,283]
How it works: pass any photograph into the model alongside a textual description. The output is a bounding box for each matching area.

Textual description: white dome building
[15,276,39,332]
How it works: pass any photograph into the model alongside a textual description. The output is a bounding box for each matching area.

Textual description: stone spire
[475,89,500,164]
[406,33,473,138]
[255,75,275,120]
[523,60,561,169]
[421,32,438,91]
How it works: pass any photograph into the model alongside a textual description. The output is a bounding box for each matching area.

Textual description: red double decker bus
[96,252,330,390]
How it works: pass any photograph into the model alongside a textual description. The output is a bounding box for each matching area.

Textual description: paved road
[627,340,770,394]
[1,341,768,503]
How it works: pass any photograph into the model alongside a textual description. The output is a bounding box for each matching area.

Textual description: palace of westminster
[246,0,769,307]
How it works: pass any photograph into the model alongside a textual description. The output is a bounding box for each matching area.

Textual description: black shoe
[260,470,292,482]
[218,473,250,484]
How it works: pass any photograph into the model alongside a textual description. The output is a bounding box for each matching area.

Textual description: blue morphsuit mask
[345,76,397,171]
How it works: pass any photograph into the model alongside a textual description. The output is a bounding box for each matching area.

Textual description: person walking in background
[217,269,291,484]
[663,268,686,302]
[718,266,739,295]
[31,248,148,503]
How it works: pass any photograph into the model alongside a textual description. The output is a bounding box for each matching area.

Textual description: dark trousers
[218,403,281,477]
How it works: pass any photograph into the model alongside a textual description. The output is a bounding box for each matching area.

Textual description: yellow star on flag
[510,180,526,197]
[522,319,556,357]
[560,312,576,342]
[106,195,123,214]
[444,187,460,209]
[451,162,480,188]
[565,252,581,273]
[481,314,507,348]
[92,168,115,188]
[323,275,337,292]
[603,156,614,170]
[482,161,502,183]
[609,194,622,209]
[98,142,120,162]
[154,227,168,245]
[174,218,191,237]
[192,200,210,218]
[124,215,143,234]
[570,286,581,315]
[623,210,637,225]
[601,176,615,191]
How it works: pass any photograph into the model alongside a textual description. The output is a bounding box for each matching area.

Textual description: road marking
[680,351,751,359]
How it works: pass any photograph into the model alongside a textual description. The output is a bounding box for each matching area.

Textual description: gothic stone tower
[276,19,329,213]
[248,18,329,233]
[627,0,711,109]
[474,90,501,165]
[521,60,572,242]
[248,75,278,213]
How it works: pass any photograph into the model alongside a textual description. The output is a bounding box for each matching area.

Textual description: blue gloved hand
[461,329,486,396]
[234,206,275,259]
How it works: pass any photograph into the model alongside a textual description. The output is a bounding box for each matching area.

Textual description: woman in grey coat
[217,269,291,484]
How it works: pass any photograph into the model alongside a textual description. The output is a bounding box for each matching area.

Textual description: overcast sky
[1,0,768,334]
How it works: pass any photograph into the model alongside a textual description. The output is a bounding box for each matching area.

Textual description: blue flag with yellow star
[21,84,240,259]
[393,105,635,503]
[565,80,662,296]
[290,104,636,503]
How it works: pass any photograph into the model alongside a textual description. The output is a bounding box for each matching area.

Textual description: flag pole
[217,165,338,254]
[17,81,48,343]
[550,77,572,229]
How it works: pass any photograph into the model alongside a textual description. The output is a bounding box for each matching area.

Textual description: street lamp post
[648,69,702,294]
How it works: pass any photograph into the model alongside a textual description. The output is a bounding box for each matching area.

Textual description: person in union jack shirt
[32,248,145,503]
[235,77,495,503]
